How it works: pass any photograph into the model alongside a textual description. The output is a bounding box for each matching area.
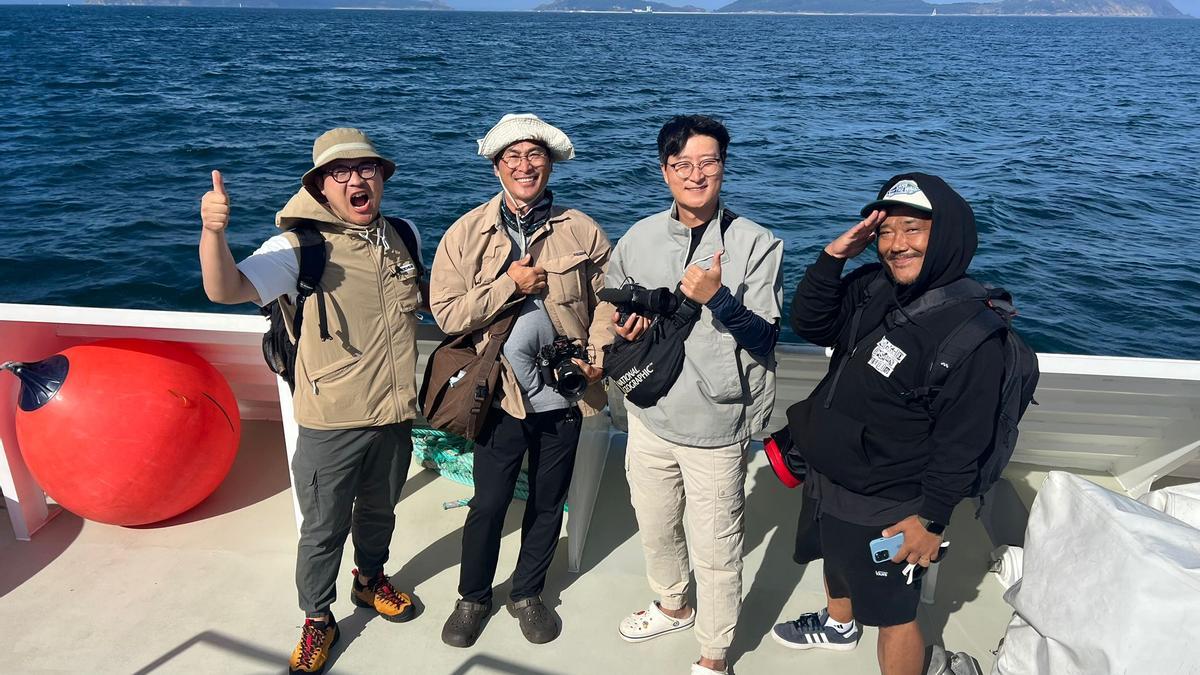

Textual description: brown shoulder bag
[418,306,520,441]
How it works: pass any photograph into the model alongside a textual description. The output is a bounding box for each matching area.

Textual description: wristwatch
[921,518,947,535]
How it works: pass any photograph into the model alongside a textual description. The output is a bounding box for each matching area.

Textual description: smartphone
[869,533,905,564]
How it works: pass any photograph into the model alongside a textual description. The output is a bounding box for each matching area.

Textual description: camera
[537,336,589,402]
[874,550,890,563]
[598,279,682,327]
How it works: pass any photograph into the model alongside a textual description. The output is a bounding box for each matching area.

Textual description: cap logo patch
[885,180,922,199]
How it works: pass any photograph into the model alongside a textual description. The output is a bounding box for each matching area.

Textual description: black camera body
[537,336,589,402]
[598,280,682,327]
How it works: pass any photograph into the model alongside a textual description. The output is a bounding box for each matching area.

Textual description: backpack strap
[291,224,331,342]
[385,216,425,278]
[889,277,989,327]
[720,207,737,236]
[904,304,1008,408]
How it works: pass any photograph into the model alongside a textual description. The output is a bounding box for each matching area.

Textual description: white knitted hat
[476,113,575,162]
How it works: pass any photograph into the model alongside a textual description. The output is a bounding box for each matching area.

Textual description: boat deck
[0,418,1102,675]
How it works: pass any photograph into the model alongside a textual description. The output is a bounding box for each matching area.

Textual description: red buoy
[3,339,241,526]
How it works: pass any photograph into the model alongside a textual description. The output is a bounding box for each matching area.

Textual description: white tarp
[1138,481,1200,530]
[992,472,1200,675]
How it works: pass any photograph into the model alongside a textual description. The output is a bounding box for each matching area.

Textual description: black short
[794,504,921,627]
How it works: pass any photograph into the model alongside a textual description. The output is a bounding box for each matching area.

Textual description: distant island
[533,1,706,11]
[80,0,1189,14]
[84,0,453,8]
[715,0,1184,16]
[538,0,1185,15]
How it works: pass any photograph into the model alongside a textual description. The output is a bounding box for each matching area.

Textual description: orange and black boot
[289,617,338,674]
[351,568,415,622]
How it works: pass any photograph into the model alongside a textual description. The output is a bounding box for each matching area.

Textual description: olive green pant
[291,422,412,617]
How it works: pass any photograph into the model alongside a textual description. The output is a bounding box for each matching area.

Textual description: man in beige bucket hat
[200,127,424,674]
[429,113,614,648]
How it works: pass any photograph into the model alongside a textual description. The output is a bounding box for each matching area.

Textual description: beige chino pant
[625,413,749,661]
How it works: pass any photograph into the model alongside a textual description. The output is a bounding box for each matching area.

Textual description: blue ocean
[0,7,1197,358]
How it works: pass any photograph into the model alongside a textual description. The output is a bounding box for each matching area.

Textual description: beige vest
[275,190,421,430]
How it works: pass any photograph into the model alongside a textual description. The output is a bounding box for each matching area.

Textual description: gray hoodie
[607,202,783,446]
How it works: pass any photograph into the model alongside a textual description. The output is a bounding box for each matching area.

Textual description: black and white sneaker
[770,608,860,651]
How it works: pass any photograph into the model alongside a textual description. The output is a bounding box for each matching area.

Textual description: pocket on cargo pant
[292,467,323,528]
[713,447,747,542]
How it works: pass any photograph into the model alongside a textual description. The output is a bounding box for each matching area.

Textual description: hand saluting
[681,248,725,304]
[201,170,230,233]
[825,209,886,260]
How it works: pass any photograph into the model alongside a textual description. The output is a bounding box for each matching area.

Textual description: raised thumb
[212,169,227,197]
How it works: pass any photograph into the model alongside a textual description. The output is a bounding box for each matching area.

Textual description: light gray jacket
[607,202,783,447]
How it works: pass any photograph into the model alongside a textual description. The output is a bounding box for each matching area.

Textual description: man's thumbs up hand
[201,169,231,233]
[681,249,725,304]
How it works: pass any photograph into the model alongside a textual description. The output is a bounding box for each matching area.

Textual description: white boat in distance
[2,303,1198,674]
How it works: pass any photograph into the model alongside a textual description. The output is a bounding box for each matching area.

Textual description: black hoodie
[789,174,1004,525]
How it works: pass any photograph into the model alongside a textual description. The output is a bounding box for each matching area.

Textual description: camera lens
[555,364,588,400]
[874,551,887,563]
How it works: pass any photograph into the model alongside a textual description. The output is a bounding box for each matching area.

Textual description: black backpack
[261,217,423,392]
[887,277,1040,497]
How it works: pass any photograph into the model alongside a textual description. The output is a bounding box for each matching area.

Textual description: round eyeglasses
[499,150,550,170]
[324,161,381,184]
[667,158,722,180]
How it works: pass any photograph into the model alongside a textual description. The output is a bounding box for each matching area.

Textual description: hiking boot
[351,568,415,622]
[508,596,559,644]
[771,608,860,651]
[441,599,490,648]
[288,617,339,674]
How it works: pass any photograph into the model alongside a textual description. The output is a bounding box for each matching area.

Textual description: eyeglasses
[499,150,550,170]
[324,161,381,184]
[667,158,722,180]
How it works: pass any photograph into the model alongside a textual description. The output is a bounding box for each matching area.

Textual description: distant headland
[78,0,1189,16]
[536,0,1186,16]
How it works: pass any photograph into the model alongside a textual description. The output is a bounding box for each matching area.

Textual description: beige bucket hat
[476,113,575,162]
[301,128,396,202]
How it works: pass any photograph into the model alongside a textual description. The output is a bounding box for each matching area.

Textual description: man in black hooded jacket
[770,174,1004,675]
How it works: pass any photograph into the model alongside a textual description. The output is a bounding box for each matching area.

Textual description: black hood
[874,172,977,305]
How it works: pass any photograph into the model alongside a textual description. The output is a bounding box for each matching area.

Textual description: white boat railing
[3,303,1199,567]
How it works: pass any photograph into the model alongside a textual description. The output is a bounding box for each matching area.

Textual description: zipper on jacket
[823,292,872,409]
[370,230,402,419]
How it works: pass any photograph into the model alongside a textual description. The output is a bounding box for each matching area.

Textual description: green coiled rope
[413,426,556,510]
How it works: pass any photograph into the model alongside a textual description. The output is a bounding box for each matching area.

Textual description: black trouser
[458,407,581,605]
[292,422,413,618]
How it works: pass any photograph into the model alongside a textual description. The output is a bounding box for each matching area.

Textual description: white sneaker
[618,601,696,643]
[690,663,727,674]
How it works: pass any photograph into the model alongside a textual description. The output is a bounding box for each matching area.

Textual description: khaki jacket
[429,192,615,418]
[275,189,421,430]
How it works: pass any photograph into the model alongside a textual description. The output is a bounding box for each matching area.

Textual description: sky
[0,0,1195,14]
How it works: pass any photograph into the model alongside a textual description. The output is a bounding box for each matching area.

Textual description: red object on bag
[765,435,801,488]
[5,339,241,526]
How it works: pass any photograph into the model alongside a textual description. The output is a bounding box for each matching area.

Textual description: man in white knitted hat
[429,113,615,648]
[200,127,424,674]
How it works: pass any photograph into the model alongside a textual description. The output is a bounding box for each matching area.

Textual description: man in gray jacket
[608,115,784,675]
